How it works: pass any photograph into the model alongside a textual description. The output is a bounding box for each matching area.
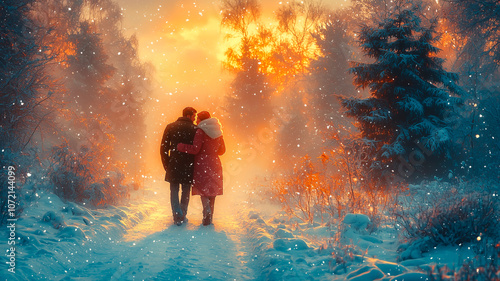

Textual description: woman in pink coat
[177,111,225,226]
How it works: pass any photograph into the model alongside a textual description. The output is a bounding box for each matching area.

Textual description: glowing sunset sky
[114,0,349,174]
[116,0,348,100]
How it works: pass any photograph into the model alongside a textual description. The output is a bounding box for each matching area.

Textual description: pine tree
[341,5,463,183]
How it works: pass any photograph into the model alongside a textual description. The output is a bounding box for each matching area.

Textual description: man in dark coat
[160,107,197,225]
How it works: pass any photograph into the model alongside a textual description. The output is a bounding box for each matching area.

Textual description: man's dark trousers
[170,182,190,221]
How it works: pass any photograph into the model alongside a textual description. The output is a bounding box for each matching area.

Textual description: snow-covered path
[110,186,253,280]
[69,212,253,280]
[3,183,256,280]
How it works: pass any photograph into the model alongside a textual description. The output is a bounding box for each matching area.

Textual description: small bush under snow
[394,183,500,253]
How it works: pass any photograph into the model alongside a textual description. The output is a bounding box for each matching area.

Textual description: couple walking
[160,107,225,226]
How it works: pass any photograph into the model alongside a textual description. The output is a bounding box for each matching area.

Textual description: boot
[202,213,212,226]
[174,212,183,226]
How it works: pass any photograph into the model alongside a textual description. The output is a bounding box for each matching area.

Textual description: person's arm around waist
[177,129,203,155]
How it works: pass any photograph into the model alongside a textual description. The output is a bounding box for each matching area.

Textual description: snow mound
[42,211,66,229]
[62,202,94,218]
[273,238,309,251]
[57,225,86,240]
[239,206,481,281]
[274,228,294,238]
[0,189,153,280]
[343,213,371,231]
[241,209,370,280]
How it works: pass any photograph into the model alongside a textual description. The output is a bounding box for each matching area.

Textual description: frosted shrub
[48,140,128,206]
[454,259,500,281]
[323,129,400,229]
[49,144,89,201]
[424,241,500,281]
[394,191,500,248]
[269,131,395,227]
[324,224,365,274]
[270,156,323,224]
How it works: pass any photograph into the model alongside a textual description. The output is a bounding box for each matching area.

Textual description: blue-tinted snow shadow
[114,219,247,280]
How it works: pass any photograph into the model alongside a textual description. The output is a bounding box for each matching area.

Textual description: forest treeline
[218,2,499,261]
[219,0,499,185]
[1,0,152,223]
[1,0,499,225]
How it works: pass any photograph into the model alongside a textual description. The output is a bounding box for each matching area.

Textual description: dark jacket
[160,117,197,183]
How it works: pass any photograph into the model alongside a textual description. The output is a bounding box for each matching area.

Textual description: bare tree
[274,0,326,76]
[221,0,275,136]
[0,0,58,224]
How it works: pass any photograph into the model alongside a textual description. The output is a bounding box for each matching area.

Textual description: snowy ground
[1,182,255,280]
[0,180,491,280]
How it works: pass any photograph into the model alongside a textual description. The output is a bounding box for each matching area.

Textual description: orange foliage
[48,38,77,67]
[221,1,323,96]
[435,18,465,66]
[270,126,402,226]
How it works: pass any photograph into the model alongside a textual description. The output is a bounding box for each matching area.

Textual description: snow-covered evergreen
[341,5,464,182]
